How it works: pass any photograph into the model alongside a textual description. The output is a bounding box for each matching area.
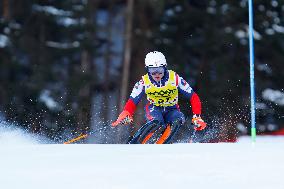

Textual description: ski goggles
[148,67,165,75]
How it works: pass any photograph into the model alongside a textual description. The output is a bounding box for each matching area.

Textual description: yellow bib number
[143,70,178,107]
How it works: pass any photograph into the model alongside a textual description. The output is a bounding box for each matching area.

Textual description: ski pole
[63,125,110,144]
[189,128,197,143]
[63,133,88,144]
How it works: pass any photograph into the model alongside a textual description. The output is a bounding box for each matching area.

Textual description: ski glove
[111,111,133,127]
[192,114,207,131]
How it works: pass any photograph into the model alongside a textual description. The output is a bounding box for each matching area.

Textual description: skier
[112,51,206,143]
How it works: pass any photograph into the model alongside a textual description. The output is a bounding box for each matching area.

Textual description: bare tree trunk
[3,0,10,20]
[102,1,114,125]
[130,0,155,130]
[77,0,98,137]
[1,0,10,113]
[32,14,46,133]
[119,0,134,112]
[77,50,92,135]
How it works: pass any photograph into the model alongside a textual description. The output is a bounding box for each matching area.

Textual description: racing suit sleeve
[123,79,145,116]
[176,73,202,115]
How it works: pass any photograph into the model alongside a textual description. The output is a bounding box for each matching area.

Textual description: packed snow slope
[1,126,284,189]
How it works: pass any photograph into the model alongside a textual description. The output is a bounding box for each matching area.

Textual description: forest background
[0,0,283,143]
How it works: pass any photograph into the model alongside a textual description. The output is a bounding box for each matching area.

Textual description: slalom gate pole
[248,0,256,142]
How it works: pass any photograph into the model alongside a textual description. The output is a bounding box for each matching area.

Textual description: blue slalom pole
[248,0,256,142]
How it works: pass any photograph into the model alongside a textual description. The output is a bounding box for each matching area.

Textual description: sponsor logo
[148,88,177,98]
[185,86,192,93]
[134,82,139,89]
[181,79,187,86]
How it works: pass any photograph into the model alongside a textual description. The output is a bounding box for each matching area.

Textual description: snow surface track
[1,125,284,189]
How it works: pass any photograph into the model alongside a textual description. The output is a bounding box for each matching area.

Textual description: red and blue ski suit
[122,69,202,125]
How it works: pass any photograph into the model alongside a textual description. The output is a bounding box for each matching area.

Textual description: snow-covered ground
[1,125,284,189]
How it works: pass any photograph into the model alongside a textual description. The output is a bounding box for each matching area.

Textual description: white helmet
[145,51,167,68]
